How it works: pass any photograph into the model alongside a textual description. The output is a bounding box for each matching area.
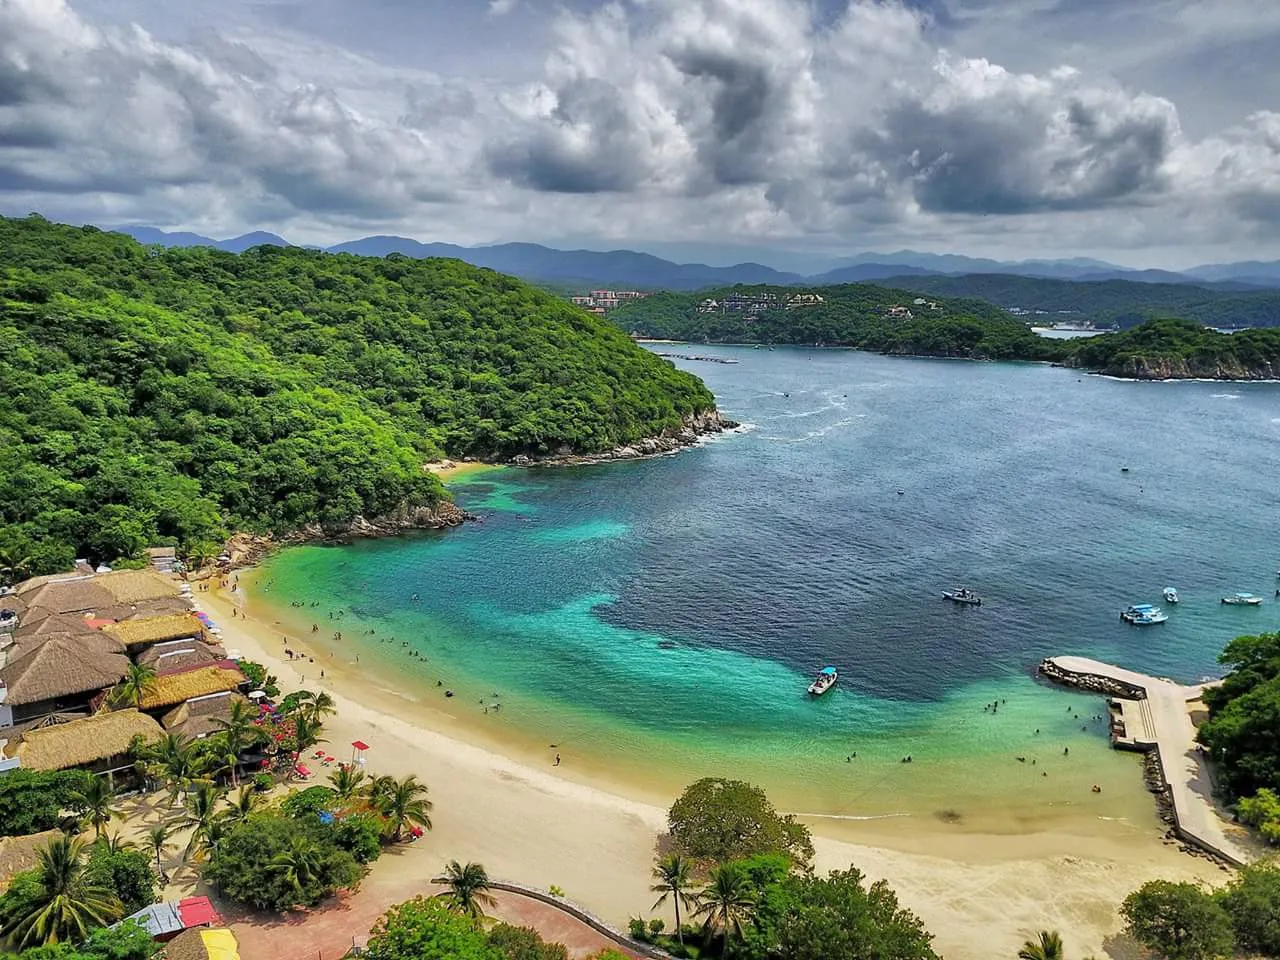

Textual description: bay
[254,346,1280,833]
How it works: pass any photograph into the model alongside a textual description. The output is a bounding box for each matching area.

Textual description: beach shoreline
[197,575,1230,959]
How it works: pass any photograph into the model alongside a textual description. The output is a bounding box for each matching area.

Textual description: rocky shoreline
[509,408,739,467]
[1063,355,1280,381]
[217,408,736,568]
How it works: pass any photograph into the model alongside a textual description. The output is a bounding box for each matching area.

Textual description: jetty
[1040,655,1251,866]
[655,352,740,364]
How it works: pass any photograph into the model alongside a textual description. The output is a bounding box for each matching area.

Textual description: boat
[1121,603,1168,625]
[942,587,982,606]
[807,667,838,696]
[1221,593,1263,606]
[1162,587,1179,604]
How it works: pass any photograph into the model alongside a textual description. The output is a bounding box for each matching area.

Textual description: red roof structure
[177,896,221,929]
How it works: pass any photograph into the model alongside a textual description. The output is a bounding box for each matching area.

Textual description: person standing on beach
[554,753,561,766]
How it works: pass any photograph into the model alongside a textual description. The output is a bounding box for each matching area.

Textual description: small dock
[1040,655,1251,867]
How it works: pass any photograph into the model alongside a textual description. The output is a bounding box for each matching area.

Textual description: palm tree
[651,853,696,949]
[144,825,171,884]
[269,835,323,899]
[93,833,135,856]
[694,864,756,958]
[70,778,119,839]
[221,785,259,825]
[304,691,337,726]
[143,733,204,804]
[1019,931,1066,960]
[0,836,122,948]
[110,662,157,709]
[329,765,367,805]
[290,713,326,765]
[0,546,32,587]
[179,781,225,861]
[212,700,263,788]
[370,774,432,842]
[437,861,496,919]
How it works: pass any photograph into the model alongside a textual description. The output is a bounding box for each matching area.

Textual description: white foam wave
[1211,393,1241,400]
[788,812,913,821]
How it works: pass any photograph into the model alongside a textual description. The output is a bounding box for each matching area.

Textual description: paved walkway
[1046,656,1251,866]
[227,858,641,960]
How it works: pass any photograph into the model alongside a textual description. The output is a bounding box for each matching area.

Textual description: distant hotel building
[569,290,652,315]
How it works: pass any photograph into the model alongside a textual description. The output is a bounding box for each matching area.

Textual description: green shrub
[0,770,93,837]
[333,813,383,864]
[280,786,336,820]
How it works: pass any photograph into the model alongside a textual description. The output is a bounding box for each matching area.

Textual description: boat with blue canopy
[807,666,838,696]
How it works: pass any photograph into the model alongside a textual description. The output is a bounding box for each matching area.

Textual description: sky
[1,0,1279,268]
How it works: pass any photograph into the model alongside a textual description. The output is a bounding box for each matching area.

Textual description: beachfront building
[139,639,230,674]
[0,634,131,725]
[0,829,64,892]
[1,709,163,784]
[104,613,207,655]
[137,663,247,718]
[118,895,223,943]
[161,690,250,740]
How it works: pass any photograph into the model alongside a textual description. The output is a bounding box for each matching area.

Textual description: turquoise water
[256,347,1280,823]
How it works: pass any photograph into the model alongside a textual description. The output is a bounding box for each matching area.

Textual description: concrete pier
[1041,655,1251,867]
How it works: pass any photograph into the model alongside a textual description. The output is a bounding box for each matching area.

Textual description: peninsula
[0,215,726,575]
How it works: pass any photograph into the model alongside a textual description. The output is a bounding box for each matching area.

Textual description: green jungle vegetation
[1199,631,1280,844]
[610,285,1063,360]
[1067,317,1280,375]
[0,215,714,574]
[881,273,1280,329]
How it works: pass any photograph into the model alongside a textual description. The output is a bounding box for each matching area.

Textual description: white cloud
[0,0,1277,264]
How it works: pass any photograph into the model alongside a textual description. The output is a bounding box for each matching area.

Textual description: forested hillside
[1066,318,1280,379]
[0,215,715,574]
[881,274,1280,328]
[610,285,1063,361]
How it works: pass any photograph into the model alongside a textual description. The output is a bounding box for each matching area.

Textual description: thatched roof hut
[161,691,248,740]
[0,830,63,893]
[139,664,245,712]
[104,613,204,651]
[139,640,228,672]
[20,579,116,616]
[96,570,181,605]
[0,637,130,706]
[14,612,101,640]
[8,709,163,771]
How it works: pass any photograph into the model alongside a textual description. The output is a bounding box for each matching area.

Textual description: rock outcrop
[1065,354,1279,381]
[515,408,740,467]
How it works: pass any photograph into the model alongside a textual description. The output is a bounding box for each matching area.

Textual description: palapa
[139,664,245,711]
[0,637,130,706]
[14,612,100,639]
[162,928,240,960]
[19,579,116,616]
[104,613,204,650]
[161,691,248,739]
[138,639,227,669]
[0,830,63,893]
[95,569,181,605]
[9,709,163,771]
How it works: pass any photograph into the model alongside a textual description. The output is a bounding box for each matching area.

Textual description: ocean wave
[1211,393,1241,400]
[788,812,913,821]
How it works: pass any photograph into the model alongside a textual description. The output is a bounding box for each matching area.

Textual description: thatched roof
[140,664,245,711]
[163,928,239,960]
[21,579,116,616]
[14,573,88,596]
[104,614,203,650]
[139,639,227,669]
[14,612,100,639]
[4,632,127,668]
[96,570,181,605]
[10,709,163,771]
[0,830,63,893]
[0,637,131,706]
[161,691,247,739]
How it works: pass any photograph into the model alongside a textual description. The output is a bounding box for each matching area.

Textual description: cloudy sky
[2,0,1278,267]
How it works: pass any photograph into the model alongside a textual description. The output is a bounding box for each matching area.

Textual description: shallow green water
[255,347,1280,821]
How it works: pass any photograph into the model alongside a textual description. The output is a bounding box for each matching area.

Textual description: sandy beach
[194,580,1229,959]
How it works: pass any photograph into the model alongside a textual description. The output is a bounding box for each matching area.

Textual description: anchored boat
[942,587,982,606]
[1121,603,1168,625]
[1221,592,1263,606]
[1162,587,1179,604]
[807,666,838,696]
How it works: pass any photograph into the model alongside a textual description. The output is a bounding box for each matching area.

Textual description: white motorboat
[942,587,982,606]
[1221,593,1263,606]
[1162,587,1179,604]
[1121,604,1168,625]
[807,667,838,696]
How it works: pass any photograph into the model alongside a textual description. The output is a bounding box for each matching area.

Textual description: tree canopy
[1068,318,1280,378]
[1120,880,1235,960]
[667,778,813,867]
[0,214,715,573]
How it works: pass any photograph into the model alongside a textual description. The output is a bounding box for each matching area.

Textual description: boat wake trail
[788,811,913,821]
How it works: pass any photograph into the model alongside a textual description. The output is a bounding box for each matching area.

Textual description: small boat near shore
[1162,587,1179,604]
[1221,592,1262,605]
[942,587,982,606]
[1121,603,1168,625]
[807,666,838,696]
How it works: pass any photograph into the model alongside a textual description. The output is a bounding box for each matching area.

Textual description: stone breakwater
[1037,658,1147,699]
[513,408,740,467]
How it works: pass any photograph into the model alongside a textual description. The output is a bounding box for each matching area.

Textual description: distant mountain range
[110,224,1280,293]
